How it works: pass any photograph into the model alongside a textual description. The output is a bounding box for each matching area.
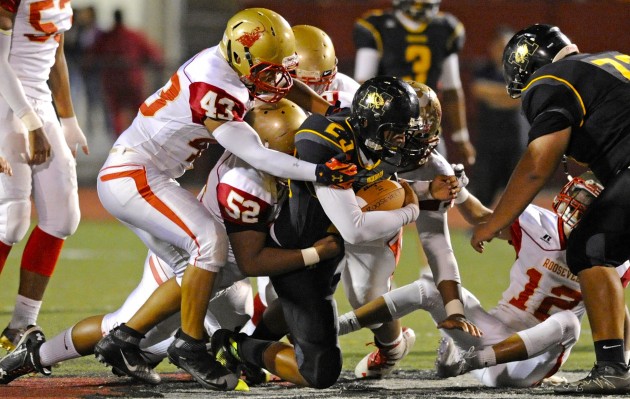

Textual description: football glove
[315,153,357,189]
[452,163,469,189]
[60,116,89,157]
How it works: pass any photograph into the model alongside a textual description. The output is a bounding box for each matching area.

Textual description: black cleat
[94,326,161,385]
[0,325,50,384]
[555,362,630,394]
[210,328,248,374]
[167,329,241,391]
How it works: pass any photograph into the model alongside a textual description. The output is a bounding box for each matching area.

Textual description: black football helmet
[350,76,422,167]
[502,24,577,98]
[393,0,440,21]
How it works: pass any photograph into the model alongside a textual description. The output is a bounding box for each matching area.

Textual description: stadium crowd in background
[0,0,88,356]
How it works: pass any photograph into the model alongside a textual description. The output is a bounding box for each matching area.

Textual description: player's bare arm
[0,6,50,165]
[286,78,333,115]
[49,34,89,157]
[229,229,343,276]
[471,128,570,253]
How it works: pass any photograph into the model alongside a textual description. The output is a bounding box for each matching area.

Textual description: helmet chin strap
[553,44,579,62]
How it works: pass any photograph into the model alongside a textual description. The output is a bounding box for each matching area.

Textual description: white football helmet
[553,172,603,229]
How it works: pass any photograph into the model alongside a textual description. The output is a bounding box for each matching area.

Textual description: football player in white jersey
[0,99,343,388]
[92,8,357,391]
[337,173,630,387]
[0,0,88,351]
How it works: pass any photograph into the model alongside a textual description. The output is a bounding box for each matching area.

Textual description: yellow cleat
[234,379,250,391]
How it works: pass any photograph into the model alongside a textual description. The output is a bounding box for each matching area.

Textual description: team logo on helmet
[236,26,265,48]
[509,38,539,69]
[360,86,392,115]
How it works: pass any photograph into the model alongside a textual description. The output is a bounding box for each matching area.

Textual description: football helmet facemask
[502,24,578,98]
[393,0,440,21]
[350,76,421,167]
[220,8,298,103]
[291,25,338,95]
[244,98,307,155]
[553,172,603,230]
[404,81,442,167]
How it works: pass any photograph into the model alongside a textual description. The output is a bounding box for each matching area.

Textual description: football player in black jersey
[353,0,475,167]
[211,76,461,388]
[470,24,630,394]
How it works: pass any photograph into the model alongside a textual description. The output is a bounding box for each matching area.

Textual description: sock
[338,312,360,336]
[239,335,273,369]
[595,339,626,364]
[9,294,41,328]
[0,241,11,274]
[39,327,80,367]
[474,346,497,368]
[376,331,403,347]
[21,227,64,277]
[141,337,174,364]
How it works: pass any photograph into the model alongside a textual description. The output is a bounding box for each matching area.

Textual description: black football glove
[315,153,357,189]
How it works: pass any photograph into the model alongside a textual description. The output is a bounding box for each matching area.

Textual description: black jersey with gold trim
[269,113,395,249]
[353,10,464,88]
[522,51,630,183]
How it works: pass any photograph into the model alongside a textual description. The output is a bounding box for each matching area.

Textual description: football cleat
[355,327,416,379]
[94,327,161,385]
[554,362,630,394]
[211,328,247,374]
[434,336,475,378]
[167,329,240,391]
[0,325,27,352]
[0,325,50,384]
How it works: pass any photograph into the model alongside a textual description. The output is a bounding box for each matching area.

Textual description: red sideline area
[76,187,557,229]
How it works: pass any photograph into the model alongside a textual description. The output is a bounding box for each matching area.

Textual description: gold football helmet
[220,8,298,103]
[244,99,307,154]
[291,25,338,95]
[404,81,442,166]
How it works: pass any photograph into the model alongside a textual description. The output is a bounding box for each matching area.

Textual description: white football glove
[60,116,89,157]
[452,163,470,205]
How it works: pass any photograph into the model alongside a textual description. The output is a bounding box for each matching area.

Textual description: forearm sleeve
[416,209,461,285]
[212,120,317,182]
[316,184,419,244]
[0,31,40,125]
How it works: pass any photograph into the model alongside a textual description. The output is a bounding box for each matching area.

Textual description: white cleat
[355,327,416,379]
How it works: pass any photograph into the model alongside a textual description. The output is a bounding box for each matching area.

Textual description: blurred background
[68,0,630,191]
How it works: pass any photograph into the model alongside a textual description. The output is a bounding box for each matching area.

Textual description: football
[356,180,405,211]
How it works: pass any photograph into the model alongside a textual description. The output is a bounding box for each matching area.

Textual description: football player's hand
[313,234,343,261]
[453,141,476,168]
[437,314,482,337]
[315,153,357,189]
[470,222,499,253]
[429,175,459,201]
[400,179,419,208]
[28,127,52,165]
[0,157,12,176]
[60,116,89,157]
[451,163,469,189]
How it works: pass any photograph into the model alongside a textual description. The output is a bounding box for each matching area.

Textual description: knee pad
[0,199,31,244]
[549,310,581,347]
[298,345,342,389]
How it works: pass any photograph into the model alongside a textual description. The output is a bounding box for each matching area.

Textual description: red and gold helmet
[219,8,298,103]
[553,172,603,229]
[291,25,338,95]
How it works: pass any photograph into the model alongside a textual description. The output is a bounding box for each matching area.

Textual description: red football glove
[315,153,357,189]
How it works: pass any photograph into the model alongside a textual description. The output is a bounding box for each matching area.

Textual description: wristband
[450,128,470,143]
[453,187,470,205]
[445,299,465,316]
[301,247,320,267]
[20,110,43,131]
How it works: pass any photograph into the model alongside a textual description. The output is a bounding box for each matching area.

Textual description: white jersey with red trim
[322,72,360,108]
[202,150,282,265]
[115,45,254,178]
[495,205,630,330]
[6,0,72,100]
